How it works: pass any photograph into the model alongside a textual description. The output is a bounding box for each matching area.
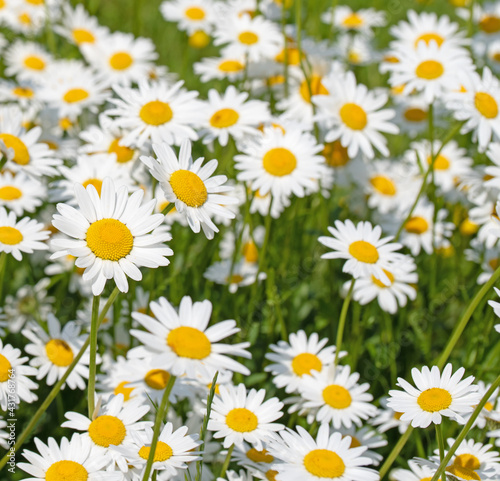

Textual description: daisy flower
[0,80,40,110]
[208,383,284,450]
[4,40,53,82]
[0,171,45,215]
[0,417,8,449]
[318,219,403,284]
[200,86,270,147]
[18,433,122,481]
[51,177,173,296]
[141,140,237,239]
[22,314,93,390]
[193,55,246,83]
[369,397,411,434]
[392,460,437,481]
[160,0,217,34]
[130,295,251,379]
[387,363,481,428]
[0,206,49,261]
[107,79,200,148]
[313,70,399,159]
[337,426,387,466]
[0,340,38,410]
[321,6,386,36]
[488,287,500,334]
[204,259,266,293]
[268,423,379,481]
[299,365,377,429]
[234,126,326,200]
[265,330,339,394]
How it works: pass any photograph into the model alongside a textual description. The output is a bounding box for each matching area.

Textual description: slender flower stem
[281,0,289,98]
[429,375,500,481]
[161,203,176,216]
[142,375,177,481]
[0,251,7,302]
[379,426,414,479]
[219,444,234,479]
[88,294,100,418]
[334,279,355,367]
[435,423,446,481]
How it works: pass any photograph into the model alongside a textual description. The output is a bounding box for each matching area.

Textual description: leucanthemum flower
[208,383,284,450]
[321,6,386,36]
[0,79,40,110]
[392,460,437,481]
[268,423,379,481]
[0,171,45,215]
[387,363,481,428]
[51,177,173,296]
[130,295,251,379]
[337,426,387,466]
[369,397,411,434]
[4,40,53,82]
[141,140,237,239]
[194,55,246,83]
[160,0,217,34]
[204,259,266,293]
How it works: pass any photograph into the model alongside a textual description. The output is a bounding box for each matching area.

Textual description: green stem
[435,423,446,481]
[334,279,355,367]
[88,295,100,418]
[142,375,177,481]
[219,444,234,479]
[0,251,7,302]
[161,203,176,216]
[429,375,500,481]
[281,0,289,98]
[379,426,414,479]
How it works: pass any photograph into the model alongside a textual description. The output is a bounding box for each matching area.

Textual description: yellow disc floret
[167,326,211,359]
[263,147,297,177]
[0,226,23,245]
[348,240,379,263]
[88,415,126,447]
[86,218,134,261]
[139,101,173,126]
[45,339,74,367]
[226,407,258,432]
[291,352,322,376]
[45,460,88,481]
[322,384,352,409]
[0,133,30,165]
[303,449,346,478]
[417,387,452,412]
[169,170,208,207]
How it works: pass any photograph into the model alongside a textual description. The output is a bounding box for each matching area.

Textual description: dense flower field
[0,0,499,480]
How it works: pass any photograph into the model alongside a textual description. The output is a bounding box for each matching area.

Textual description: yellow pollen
[0,186,22,201]
[291,352,322,376]
[339,103,367,130]
[19,12,31,25]
[139,101,173,126]
[45,339,74,367]
[322,384,352,409]
[0,133,30,165]
[427,154,450,170]
[189,30,210,48]
[266,470,278,481]
[226,408,258,432]
[238,31,259,45]
[323,141,350,167]
[480,15,500,34]
[109,52,134,70]
[405,216,429,234]
[108,138,134,164]
[493,52,500,62]
[114,380,134,401]
[227,274,244,284]
[72,28,95,44]
[299,75,329,103]
[474,92,498,119]
[371,269,395,288]
[185,6,205,19]
[88,415,126,447]
[348,240,379,263]
[26,0,43,4]
[23,55,45,71]
[415,60,444,80]
[384,55,399,63]
[167,326,211,359]
[414,33,444,48]
[420,478,432,481]
[262,147,297,176]
[417,387,452,412]
[242,240,258,263]
[304,449,346,478]
[82,178,103,196]
[349,436,361,448]
[484,401,494,411]
[144,369,171,390]
[370,175,396,196]
[0,226,23,245]
[247,448,274,463]
[59,118,73,131]
[446,466,480,481]
[218,60,245,73]
[460,218,479,235]
[404,107,427,122]
[86,218,133,261]
[63,88,89,104]
[489,258,499,270]
[12,86,34,98]
[139,441,173,462]
[452,454,481,471]
[342,12,363,28]
[210,108,239,128]
[169,170,208,207]
[394,411,404,420]
[45,460,88,481]
[275,47,302,66]
[0,353,12,382]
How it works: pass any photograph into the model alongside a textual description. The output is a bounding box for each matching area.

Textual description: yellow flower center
[185,6,205,19]
[484,401,494,411]
[169,170,208,207]
[12,86,34,98]
[415,60,444,80]
[417,387,452,412]
[113,380,134,401]
[45,460,88,481]
[370,175,396,196]
[19,13,31,25]
[59,118,73,131]
[108,138,135,164]
[242,240,258,263]
[453,454,481,471]
[88,415,126,447]
[0,226,23,245]
[266,470,278,481]
[427,154,450,170]
[262,147,297,177]
[23,55,45,71]
[189,30,210,48]
[480,15,500,34]
[299,75,329,104]
[86,218,134,261]
[139,441,173,462]
[322,384,352,409]
[226,407,258,432]
[348,240,379,263]
[275,47,302,66]
[493,52,500,62]
[167,326,211,359]
[26,0,43,4]
[139,101,173,126]
[405,216,429,234]
[0,186,22,201]
[226,274,244,284]
[371,269,395,288]
[82,178,103,196]
[247,448,274,463]
[72,28,95,44]
[144,369,171,390]
[404,107,427,122]
[0,133,30,165]
[218,60,245,73]
[304,449,346,478]
[109,52,134,71]
[342,13,363,28]
[414,32,444,48]
[474,92,498,119]
[291,352,322,376]
[349,436,361,448]
[63,88,89,104]
[0,353,12,382]
[45,339,74,367]
[339,103,367,130]
[238,31,259,45]
[394,411,404,420]
[323,141,350,167]
[446,455,482,481]
[210,108,239,128]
